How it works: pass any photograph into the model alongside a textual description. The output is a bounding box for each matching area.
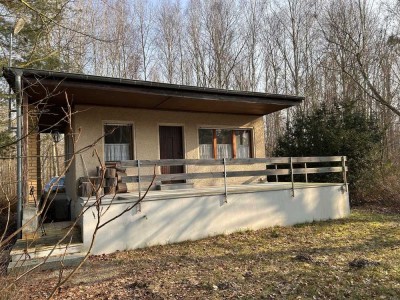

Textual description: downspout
[15,70,23,236]
[8,32,13,131]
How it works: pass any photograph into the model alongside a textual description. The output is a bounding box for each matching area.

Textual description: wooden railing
[119,156,348,199]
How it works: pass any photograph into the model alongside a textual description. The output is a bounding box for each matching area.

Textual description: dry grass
[354,163,400,207]
[3,208,400,299]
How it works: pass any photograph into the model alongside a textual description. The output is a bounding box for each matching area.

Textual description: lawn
[4,208,400,299]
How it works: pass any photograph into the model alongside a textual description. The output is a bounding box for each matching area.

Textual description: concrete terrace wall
[80,184,350,255]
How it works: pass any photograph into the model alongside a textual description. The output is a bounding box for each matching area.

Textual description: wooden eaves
[2,67,304,131]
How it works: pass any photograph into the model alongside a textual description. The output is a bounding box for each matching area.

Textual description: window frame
[103,122,135,162]
[198,128,253,159]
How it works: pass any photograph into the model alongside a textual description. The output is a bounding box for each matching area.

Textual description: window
[104,124,133,161]
[236,130,251,158]
[216,129,233,158]
[199,128,252,159]
[199,129,214,159]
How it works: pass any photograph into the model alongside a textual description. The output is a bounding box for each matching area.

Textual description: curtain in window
[236,130,250,158]
[105,144,131,161]
[199,129,214,159]
[200,143,234,159]
[199,144,213,159]
[104,124,133,161]
[216,129,233,158]
[236,145,250,158]
[217,144,233,159]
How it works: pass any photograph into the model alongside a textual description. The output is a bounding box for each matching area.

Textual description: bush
[355,157,400,206]
[274,102,383,204]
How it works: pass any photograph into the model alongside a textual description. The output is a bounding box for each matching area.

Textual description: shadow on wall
[87,185,349,254]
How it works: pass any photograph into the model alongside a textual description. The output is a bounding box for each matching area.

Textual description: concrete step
[156,183,194,191]
[7,252,86,274]
[10,243,84,262]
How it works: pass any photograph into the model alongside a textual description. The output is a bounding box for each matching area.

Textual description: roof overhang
[2,67,304,132]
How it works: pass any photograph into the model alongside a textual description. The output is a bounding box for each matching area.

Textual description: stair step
[156,183,194,191]
[7,253,86,274]
[10,243,84,262]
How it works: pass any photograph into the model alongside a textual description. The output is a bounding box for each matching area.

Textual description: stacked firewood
[79,163,128,197]
[79,178,98,197]
[102,167,116,194]
[103,163,128,194]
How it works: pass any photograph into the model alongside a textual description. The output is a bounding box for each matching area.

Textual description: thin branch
[19,0,116,43]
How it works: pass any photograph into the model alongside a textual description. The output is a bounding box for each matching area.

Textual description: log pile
[105,162,128,194]
[79,163,128,197]
[79,177,104,198]
[103,166,116,195]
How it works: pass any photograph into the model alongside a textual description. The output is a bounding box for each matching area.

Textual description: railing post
[290,157,295,197]
[223,158,228,203]
[304,162,308,183]
[137,160,141,213]
[341,156,348,192]
[275,164,279,182]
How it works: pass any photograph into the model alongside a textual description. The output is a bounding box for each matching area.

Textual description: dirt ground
[1,207,400,299]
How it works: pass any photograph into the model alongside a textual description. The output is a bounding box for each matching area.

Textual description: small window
[236,130,251,158]
[198,128,252,159]
[199,129,214,159]
[104,124,133,161]
[216,129,233,158]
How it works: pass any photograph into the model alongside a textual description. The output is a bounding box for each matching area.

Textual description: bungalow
[3,67,349,267]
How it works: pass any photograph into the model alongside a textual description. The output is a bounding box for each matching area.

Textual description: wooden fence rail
[120,156,346,167]
[117,156,348,199]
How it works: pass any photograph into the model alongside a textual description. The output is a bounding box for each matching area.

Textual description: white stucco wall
[80,184,350,255]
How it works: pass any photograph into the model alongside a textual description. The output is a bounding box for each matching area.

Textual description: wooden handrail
[119,156,348,184]
[120,156,346,167]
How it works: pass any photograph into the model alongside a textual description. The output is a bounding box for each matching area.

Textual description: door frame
[157,123,186,174]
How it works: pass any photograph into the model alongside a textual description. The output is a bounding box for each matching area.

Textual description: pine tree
[0,0,70,69]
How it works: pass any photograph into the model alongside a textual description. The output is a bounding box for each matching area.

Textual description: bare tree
[134,0,154,81]
[321,0,400,117]
[203,0,244,89]
[155,0,182,83]
[319,0,400,162]
[186,0,208,87]
[232,0,265,91]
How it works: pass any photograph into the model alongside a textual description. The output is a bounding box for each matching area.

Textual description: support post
[8,32,13,67]
[341,156,348,192]
[275,164,278,182]
[304,162,308,183]
[137,160,141,212]
[8,32,14,131]
[15,70,22,236]
[52,140,59,176]
[223,158,228,203]
[22,95,29,206]
[290,157,294,197]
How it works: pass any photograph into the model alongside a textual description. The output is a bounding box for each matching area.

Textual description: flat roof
[2,67,303,131]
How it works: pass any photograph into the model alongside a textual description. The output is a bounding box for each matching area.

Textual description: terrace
[78,156,349,254]
[7,156,349,272]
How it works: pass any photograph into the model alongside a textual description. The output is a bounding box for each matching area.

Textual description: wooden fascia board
[24,78,302,107]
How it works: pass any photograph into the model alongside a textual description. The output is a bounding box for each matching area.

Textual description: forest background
[0,0,399,207]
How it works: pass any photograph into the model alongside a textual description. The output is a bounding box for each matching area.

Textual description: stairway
[7,221,86,274]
